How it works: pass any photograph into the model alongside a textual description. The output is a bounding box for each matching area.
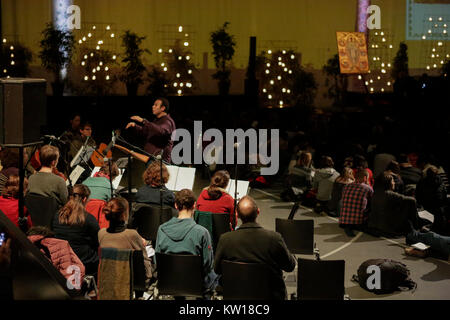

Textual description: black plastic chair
[275,218,314,255]
[221,260,272,300]
[155,252,203,298]
[129,203,177,243]
[132,250,148,294]
[24,193,58,229]
[297,258,345,300]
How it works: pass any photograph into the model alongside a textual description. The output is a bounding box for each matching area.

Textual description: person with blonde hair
[135,160,175,207]
[52,184,100,276]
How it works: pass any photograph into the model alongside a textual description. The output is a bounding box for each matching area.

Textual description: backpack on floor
[352,259,417,294]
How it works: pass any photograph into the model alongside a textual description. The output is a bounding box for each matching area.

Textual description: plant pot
[51,82,65,96]
[218,79,231,96]
[126,82,139,96]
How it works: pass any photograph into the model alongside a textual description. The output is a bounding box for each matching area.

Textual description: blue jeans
[406,230,450,256]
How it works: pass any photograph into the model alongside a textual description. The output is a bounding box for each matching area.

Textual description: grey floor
[192,174,450,300]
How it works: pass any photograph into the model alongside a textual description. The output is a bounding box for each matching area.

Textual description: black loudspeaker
[245,37,259,98]
[0,78,47,145]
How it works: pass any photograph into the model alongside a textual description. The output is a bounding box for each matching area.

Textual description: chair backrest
[97,247,133,300]
[194,211,231,251]
[130,204,175,243]
[221,260,272,300]
[155,252,203,298]
[132,250,147,293]
[297,258,345,300]
[24,193,59,229]
[275,218,314,254]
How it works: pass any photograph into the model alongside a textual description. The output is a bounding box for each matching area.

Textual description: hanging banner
[336,32,370,74]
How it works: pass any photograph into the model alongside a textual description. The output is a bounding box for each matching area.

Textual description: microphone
[43,135,67,145]
[234,142,240,149]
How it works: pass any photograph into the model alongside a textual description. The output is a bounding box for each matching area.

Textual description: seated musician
[134,161,175,207]
[68,121,97,163]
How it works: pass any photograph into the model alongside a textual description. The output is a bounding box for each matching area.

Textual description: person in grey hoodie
[155,188,218,293]
[313,156,339,213]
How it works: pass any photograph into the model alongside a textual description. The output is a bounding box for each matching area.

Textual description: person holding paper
[125,98,176,164]
[196,170,235,227]
[135,161,175,207]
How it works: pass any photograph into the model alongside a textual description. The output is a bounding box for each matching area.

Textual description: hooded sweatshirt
[155,217,217,290]
[313,168,340,201]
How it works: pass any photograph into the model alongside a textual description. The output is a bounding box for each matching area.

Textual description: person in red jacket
[196,170,236,227]
[27,226,85,288]
[0,175,32,229]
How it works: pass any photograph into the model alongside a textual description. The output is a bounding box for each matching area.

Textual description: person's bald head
[237,196,259,223]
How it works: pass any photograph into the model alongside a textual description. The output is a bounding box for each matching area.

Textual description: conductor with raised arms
[125,98,176,164]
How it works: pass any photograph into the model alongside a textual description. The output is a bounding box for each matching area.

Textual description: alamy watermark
[171,121,280,176]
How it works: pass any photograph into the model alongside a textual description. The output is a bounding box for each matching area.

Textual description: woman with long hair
[196,170,235,226]
[135,161,175,207]
[52,184,100,276]
[0,175,32,228]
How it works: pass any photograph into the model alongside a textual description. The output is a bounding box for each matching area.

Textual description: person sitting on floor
[328,167,355,217]
[98,197,152,285]
[155,189,218,294]
[52,184,100,276]
[282,151,314,202]
[196,170,235,228]
[214,195,296,300]
[27,226,85,287]
[368,173,420,237]
[384,160,405,194]
[0,175,32,229]
[352,155,374,187]
[405,221,450,259]
[339,169,374,237]
[398,154,422,187]
[135,160,175,207]
[313,156,339,213]
[27,145,68,207]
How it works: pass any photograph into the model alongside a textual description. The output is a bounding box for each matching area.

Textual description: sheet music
[70,146,95,168]
[418,210,434,223]
[66,165,85,186]
[166,165,196,191]
[90,167,125,190]
[226,179,250,200]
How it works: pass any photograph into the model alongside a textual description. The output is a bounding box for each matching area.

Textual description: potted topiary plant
[210,22,236,95]
[120,30,150,96]
[38,23,75,96]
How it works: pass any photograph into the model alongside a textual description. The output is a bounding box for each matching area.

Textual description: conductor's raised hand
[130,116,144,123]
[125,122,136,130]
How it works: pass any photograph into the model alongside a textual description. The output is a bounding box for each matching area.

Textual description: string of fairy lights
[157,25,195,96]
[259,49,298,108]
[422,16,449,72]
[1,38,15,78]
[77,24,117,82]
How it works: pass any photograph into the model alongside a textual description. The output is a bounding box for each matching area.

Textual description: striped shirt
[339,182,373,225]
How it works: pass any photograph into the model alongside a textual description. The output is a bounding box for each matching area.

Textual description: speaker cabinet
[0,78,47,145]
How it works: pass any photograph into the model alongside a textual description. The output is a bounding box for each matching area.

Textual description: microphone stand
[158,151,164,211]
[108,157,114,200]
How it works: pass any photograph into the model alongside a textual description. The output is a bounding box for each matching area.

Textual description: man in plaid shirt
[339,169,374,237]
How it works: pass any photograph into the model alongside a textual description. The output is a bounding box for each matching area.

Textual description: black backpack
[353,259,417,294]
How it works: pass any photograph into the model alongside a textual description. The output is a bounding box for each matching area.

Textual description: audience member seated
[339,169,374,237]
[313,156,339,213]
[27,226,85,286]
[98,197,152,285]
[135,161,175,207]
[196,170,235,227]
[352,155,374,187]
[373,146,396,178]
[52,184,100,276]
[328,167,355,217]
[415,167,449,235]
[406,223,450,258]
[417,154,449,192]
[214,195,296,300]
[83,161,119,202]
[0,175,32,229]
[155,189,218,293]
[369,173,419,237]
[0,148,20,196]
[281,151,314,201]
[27,145,68,207]
[384,160,405,194]
[398,154,423,186]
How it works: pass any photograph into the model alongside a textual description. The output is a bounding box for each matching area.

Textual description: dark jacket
[369,190,418,236]
[400,166,422,185]
[214,222,296,300]
[135,185,175,207]
[52,211,100,273]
